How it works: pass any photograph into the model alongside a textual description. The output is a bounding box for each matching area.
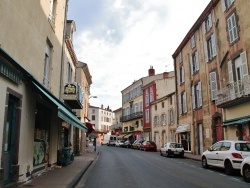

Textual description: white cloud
[70,0,210,110]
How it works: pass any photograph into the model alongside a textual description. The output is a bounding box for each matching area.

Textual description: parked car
[140,141,157,151]
[160,142,184,157]
[201,140,250,175]
[115,140,124,147]
[122,140,132,148]
[241,156,250,182]
[132,140,143,149]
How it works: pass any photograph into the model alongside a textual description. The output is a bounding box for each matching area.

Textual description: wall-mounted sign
[64,83,77,94]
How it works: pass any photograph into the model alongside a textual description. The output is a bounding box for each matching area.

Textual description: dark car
[132,140,143,149]
[140,141,157,151]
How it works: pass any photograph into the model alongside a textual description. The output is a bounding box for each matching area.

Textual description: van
[101,135,117,146]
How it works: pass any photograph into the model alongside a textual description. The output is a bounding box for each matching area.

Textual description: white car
[241,156,250,182]
[115,140,124,147]
[201,140,250,175]
[160,142,184,157]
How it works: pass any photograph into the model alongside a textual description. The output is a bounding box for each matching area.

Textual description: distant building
[88,105,114,144]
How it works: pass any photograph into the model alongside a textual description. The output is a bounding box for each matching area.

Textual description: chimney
[163,72,168,79]
[148,66,155,76]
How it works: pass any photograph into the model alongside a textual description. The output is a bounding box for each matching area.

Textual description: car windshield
[235,143,250,152]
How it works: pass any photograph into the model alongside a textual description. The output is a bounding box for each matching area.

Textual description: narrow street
[78,146,249,188]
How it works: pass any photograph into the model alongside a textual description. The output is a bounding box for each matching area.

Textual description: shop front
[176,123,191,151]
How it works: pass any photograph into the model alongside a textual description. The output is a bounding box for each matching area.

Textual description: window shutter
[208,13,212,29]
[204,42,208,63]
[228,60,233,83]
[241,51,249,78]
[228,60,235,99]
[221,0,226,12]
[178,68,181,85]
[192,86,195,109]
[203,21,206,34]
[211,34,217,57]
[190,55,193,75]
[179,95,182,115]
[210,72,218,100]
[184,92,187,113]
[196,51,199,71]
[199,82,202,107]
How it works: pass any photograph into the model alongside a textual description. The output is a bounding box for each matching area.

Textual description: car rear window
[235,143,250,152]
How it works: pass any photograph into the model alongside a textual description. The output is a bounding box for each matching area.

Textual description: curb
[68,151,99,188]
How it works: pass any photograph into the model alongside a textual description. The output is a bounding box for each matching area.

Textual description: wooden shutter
[228,60,233,83]
[241,51,249,78]
[192,86,195,109]
[211,34,217,57]
[210,72,218,100]
[190,54,193,75]
[208,14,212,29]
[184,92,187,113]
[182,66,185,83]
[196,51,199,71]
[179,95,182,115]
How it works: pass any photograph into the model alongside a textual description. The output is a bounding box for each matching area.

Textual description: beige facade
[173,0,250,154]
[0,1,88,186]
[150,72,176,150]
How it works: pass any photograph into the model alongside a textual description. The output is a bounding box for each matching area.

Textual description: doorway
[3,95,20,185]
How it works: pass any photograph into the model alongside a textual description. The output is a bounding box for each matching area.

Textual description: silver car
[160,142,184,157]
[202,140,250,175]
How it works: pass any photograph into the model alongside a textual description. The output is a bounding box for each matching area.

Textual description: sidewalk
[18,148,201,188]
[19,146,98,188]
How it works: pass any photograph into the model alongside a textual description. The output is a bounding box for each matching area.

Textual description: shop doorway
[3,95,20,185]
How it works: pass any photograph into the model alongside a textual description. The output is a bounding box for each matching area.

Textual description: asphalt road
[79,146,249,188]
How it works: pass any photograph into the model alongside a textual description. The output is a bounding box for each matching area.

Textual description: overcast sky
[68,0,210,111]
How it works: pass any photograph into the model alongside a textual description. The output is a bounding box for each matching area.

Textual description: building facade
[88,105,114,144]
[0,1,89,186]
[147,72,176,150]
[173,0,250,155]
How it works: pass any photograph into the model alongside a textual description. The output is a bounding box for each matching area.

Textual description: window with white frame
[149,86,154,102]
[179,92,187,115]
[204,13,212,33]
[221,0,235,12]
[191,35,195,49]
[145,109,150,123]
[209,72,218,100]
[227,13,238,44]
[204,34,217,62]
[43,42,52,89]
[145,89,149,106]
[179,66,185,84]
[192,81,202,109]
[190,51,199,75]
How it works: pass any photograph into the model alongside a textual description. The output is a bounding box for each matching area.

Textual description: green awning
[223,116,250,126]
[32,81,87,131]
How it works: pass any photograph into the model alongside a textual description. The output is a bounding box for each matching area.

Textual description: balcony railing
[110,123,122,130]
[120,111,143,122]
[216,75,250,107]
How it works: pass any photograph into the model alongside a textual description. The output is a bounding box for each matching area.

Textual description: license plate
[174,152,179,154]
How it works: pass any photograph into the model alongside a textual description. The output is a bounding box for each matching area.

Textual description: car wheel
[243,164,250,183]
[160,151,163,156]
[224,160,233,175]
[202,156,208,169]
